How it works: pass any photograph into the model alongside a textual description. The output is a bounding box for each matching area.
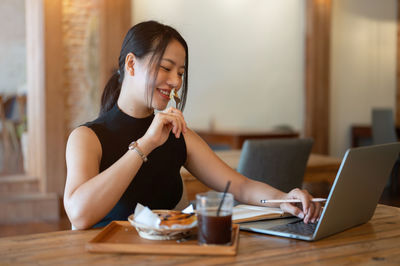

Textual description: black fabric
[83,104,186,228]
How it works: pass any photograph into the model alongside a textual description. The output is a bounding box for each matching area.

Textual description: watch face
[129,141,137,150]
[128,141,148,162]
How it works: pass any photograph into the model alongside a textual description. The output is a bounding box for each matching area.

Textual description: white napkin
[134,203,161,228]
[182,204,194,214]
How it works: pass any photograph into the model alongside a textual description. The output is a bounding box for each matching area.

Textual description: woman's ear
[125,53,135,76]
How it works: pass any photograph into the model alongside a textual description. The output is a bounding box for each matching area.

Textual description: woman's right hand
[279,188,322,224]
[139,107,187,151]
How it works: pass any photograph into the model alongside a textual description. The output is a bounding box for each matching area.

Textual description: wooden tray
[86,221,239,256]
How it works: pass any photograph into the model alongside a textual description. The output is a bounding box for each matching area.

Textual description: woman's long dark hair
[100,20,189,115]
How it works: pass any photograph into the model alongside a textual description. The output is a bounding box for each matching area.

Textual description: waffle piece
[155,210,196,227]
[169,89,181,108]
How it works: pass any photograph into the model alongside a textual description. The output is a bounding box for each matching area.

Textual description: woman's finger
[303,201,315,224]
[288,188,311,215]
[162,114,179,137]
[316,204,323,222]
[161,111,186,137]
[163,114,182,138]
[311,202,321,223]
[164,107,187,133]
[280,202,304,219]
[164,107,184,119]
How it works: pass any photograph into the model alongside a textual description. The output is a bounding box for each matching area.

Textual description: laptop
[239,142,400,241]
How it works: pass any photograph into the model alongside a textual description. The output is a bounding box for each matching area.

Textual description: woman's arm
[183,129,285,204]
[183,129,321,223]
[64,126,148,229]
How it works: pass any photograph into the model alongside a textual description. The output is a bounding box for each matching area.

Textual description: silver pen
[260,198,326,204]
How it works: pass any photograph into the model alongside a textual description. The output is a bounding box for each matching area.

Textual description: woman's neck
[117,97,154,118]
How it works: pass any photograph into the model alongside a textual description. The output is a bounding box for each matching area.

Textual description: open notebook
[232,205,289,223]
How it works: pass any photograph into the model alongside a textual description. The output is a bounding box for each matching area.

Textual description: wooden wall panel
[305,0,332,155]
[43,0,65,195]
[26,0,65,195]
[99,0,132,90]
[25,0,47,192]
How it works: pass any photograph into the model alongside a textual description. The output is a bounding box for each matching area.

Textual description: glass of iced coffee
[196,191,233,245]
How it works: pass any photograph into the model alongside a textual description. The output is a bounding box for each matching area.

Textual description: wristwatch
[128,141,148,162]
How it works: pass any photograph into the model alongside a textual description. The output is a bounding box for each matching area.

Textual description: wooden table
[181,150,341,200]
[1,204,399,265]
[195,129,299,149]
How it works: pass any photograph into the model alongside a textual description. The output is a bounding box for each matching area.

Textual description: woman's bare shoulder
[67,126,102,156]
[68,126,98,142]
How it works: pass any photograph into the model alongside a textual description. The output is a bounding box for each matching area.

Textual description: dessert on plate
[128,206,197,240]
[156,210,196,227]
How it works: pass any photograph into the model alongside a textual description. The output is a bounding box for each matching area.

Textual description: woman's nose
[167,73,181,88]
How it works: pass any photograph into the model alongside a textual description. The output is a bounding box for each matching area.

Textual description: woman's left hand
[279,188,322,224]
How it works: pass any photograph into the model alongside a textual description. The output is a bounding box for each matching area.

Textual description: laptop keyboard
[269,220,317,236]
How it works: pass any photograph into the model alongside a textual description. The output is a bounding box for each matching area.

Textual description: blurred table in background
[195,129,299,149]
[181,150,341,200]
[351,124,400,148]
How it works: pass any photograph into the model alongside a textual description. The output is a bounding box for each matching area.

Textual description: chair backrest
[237,138,314,193]
[372,108,397,145]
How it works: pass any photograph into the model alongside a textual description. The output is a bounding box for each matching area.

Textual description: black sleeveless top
[83,104,186,228]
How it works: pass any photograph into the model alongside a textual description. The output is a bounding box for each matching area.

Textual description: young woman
[64,21,321,229]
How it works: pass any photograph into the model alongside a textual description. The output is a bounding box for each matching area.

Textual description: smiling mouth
[157,88,171,99]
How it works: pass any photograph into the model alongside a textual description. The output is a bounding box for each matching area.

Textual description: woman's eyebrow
[161,58,185,69]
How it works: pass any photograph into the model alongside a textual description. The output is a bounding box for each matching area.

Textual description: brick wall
[62,0,101,131]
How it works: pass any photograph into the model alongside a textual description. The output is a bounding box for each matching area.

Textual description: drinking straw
[217,180,231,216]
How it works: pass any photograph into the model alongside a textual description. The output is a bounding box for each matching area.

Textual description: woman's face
[150,39,186,111]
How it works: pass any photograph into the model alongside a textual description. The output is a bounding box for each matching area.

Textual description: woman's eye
[160,66,183,77]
